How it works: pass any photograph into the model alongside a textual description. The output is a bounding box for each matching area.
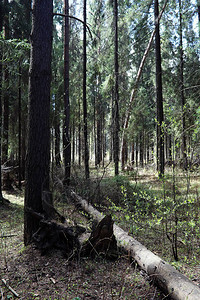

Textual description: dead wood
[69,189,200,300]
[1,278,19,298]
[32,219,80,256]
[27,190,118,260]
[27,193,81,256]
[81,214,118,259]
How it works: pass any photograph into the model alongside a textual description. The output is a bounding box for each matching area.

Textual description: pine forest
[0,0,200,299]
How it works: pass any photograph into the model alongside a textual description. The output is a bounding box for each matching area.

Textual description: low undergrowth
[71,165,200,282]
[1,165,200,298]
[0,190,165,299]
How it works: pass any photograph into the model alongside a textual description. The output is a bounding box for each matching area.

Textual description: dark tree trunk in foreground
[24,0,53,245]
[83,0,90,179]
[63,0,71,185]
[113,0,119,176]
[179,0,187,170]
[155,0,164,177]
[0,0,4,202]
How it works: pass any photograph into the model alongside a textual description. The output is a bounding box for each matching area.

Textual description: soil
[0,193,166,300]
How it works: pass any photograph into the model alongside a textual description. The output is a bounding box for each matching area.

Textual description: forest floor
[0,192,165,300]
[0,166,200,299]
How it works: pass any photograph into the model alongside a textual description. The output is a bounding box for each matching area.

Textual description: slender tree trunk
[72,117,75,164]
[55,100,61,167]
[121,0,168,170]
[136,137,138,168]
[139,133,144,167]
[179,0,187,170]
[155,0,164,177]
[78,98,81,166]
[18,63,22,189]
[21,116,26,180]
[93,94,97,166]
[97,103,101,166]
[24,0,53,245]
[113,0,119,176]
[147,135,150,163]
[63,0,71,185]
[83,0,90,179]
[198,1,200,36]
[2,0,9,163]
[131,142,134,165]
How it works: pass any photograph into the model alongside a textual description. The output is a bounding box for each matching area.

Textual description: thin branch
[53,13,93,39]
[1,279,19,298]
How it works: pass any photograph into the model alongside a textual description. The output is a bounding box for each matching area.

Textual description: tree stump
[81,214,118,259]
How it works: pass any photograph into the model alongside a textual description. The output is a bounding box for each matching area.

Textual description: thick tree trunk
[69,190,200,300]
[24,0,53,245]
[0,1,3,202]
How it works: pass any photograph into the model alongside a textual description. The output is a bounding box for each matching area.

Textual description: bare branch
[53,13,93,39]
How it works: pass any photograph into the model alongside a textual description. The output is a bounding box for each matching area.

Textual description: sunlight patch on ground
[3,192,24,206]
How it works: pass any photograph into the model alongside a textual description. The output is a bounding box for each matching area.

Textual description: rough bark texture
[69,190,200,300]
[0,0,3,202]
[24,0,53,245]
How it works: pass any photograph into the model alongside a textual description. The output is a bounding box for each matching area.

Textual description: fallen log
[69,189,200,300]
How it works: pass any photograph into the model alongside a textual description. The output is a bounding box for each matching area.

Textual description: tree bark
[2,0,9,163]
[179,0,187,170]
[83,0,90,179]
[63,0,71,185]
[70,190,200,300]
[198,1,200,36]
[24,0,53,245]
[18,63,22,189]
[113,0,119,176]
[155,0,164,177]
[0,0,4,202]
